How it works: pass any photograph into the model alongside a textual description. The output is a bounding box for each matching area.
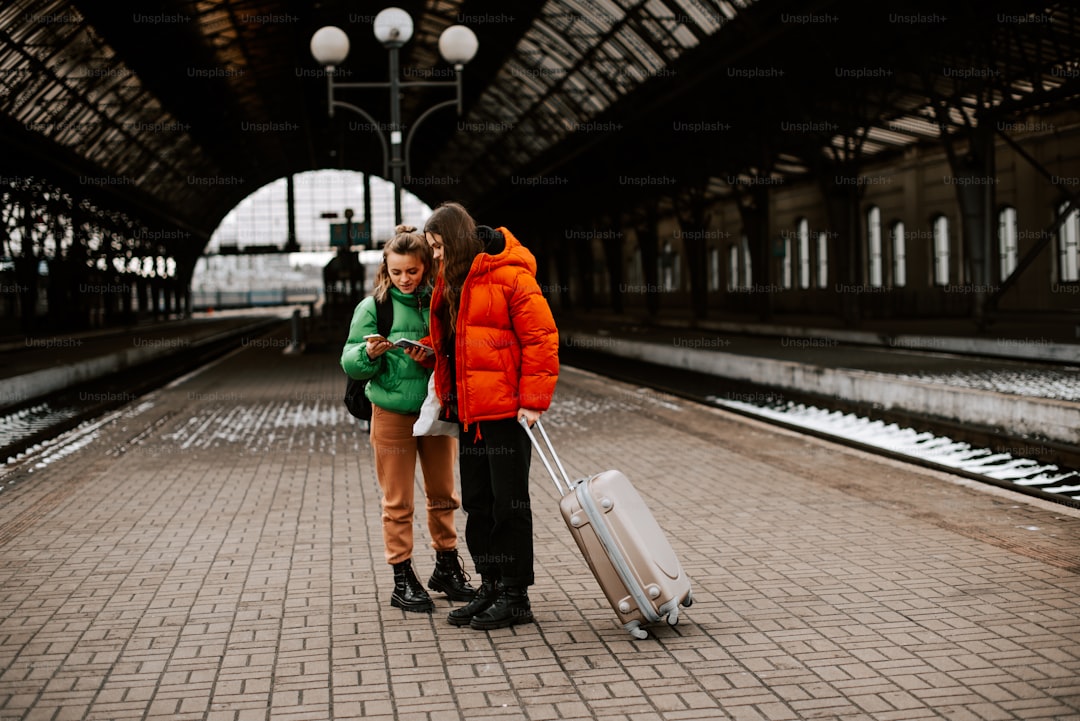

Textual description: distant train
[189,288,323,311]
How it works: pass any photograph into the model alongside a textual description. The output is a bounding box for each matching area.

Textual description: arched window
[797,218,811,289]
[998,206,1018,280]
[727,244,739,291]
[1058,202,1079,283]
[709,246,721,291]
[867,206,883,287]
[816,232,828,288]
[661,241,679,291]
[208,169,429,251]
[933,215,950,286]
[890,221,907,288]
[781,232,793,289]
[742,235,753,288]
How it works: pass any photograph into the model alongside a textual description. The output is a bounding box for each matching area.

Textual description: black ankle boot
[391,559,433,613]
[447,577,498,627]
[469,583,534,630]
[428,550,476,602]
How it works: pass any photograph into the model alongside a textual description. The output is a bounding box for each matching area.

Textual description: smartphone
[363,333,388,342]
[393,338,434,355]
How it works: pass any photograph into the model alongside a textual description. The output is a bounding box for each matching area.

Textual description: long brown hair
[423,202,481,326]
[372,224,433,302]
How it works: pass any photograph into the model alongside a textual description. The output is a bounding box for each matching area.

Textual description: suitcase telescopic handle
[519,417,574,497]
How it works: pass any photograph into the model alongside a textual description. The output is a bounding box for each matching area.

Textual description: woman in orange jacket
[422,201,559,630]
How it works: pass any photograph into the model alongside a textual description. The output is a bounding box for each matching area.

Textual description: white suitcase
[522,420,693,639]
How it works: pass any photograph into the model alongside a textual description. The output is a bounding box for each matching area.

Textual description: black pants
[458,417,534,587]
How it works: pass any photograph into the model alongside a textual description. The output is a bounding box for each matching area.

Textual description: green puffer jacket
[340,286,432,415]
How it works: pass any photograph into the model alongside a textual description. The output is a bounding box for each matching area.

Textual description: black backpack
[344,294,394,420]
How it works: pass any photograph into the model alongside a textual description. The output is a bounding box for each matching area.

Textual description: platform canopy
[2,0,1078,250]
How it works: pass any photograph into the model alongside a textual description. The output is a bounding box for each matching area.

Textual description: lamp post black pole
[325,68,464,230]
[312,15,477,233]
[387,42,403,226]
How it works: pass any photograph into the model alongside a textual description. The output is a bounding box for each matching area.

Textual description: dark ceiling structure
[2,0,1079,260]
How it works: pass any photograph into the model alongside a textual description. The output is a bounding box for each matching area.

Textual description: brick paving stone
[1,348,1079,720]
[875,711,941,721]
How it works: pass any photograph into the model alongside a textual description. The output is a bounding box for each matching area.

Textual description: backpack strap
[374,292,394,337]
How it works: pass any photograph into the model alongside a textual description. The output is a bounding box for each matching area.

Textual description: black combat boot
[391,559,434,613]
[428,549,476,602]
[447,577,498,627]
[469,583,533,630]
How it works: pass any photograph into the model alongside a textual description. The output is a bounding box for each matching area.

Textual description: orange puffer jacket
[427,227,559,426]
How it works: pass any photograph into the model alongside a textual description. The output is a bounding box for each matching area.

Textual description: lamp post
[310,8,479,228]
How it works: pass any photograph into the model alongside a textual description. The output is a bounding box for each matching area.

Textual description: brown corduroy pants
[369,405,460,565]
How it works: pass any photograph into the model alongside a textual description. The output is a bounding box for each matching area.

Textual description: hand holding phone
[364,333,392,360]
[393,338,434,355]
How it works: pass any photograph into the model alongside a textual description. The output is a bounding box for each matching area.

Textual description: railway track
[5,325,1078,510]
[560,346,1080,510]
[0,318,285,465]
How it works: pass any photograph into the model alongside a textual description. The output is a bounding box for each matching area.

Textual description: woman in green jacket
[341,225,474,613]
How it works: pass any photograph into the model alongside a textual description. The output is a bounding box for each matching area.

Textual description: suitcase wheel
[629,626,649,640]
[667,606,680,626]
[681,590,694,608]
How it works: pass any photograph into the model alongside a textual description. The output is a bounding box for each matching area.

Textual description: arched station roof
[2,0,1078,255]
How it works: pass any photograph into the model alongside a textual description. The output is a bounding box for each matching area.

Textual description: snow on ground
[894,367,1080,401]
[161,401,356,454]
[710,397,1080,501]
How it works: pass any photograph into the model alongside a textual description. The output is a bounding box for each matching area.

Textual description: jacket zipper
[455,272,473,428]
[454,250,492,434]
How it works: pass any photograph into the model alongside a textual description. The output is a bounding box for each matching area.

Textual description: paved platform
[1,337,1079,720]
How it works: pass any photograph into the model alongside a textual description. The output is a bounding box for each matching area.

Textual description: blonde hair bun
[395,224,418,234]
